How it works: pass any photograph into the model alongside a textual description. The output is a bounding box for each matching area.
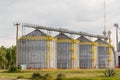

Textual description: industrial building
[17,24,115,69]
[56,33,79,69]
[18,29,57,69]
[95,39,114,68]
[116,42,120,68]
[77,36,94,69]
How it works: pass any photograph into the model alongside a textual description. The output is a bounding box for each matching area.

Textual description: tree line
[0,46,16,69]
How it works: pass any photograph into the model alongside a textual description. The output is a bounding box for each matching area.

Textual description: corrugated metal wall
[18,40,27,65]
[78,36,93,69]
[18,40,47,68]
[18,30,115,69]
[97,46,108,68]
[96,39,109,69]
[57,42,72,68]
[79,45,92,69]
[56,33,79,69]
[18,29,57,69]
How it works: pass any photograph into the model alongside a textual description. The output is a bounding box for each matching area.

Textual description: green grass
[0,69,120,80]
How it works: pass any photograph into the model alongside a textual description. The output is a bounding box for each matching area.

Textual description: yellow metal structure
[91,42,97,69]
[20,36,56,40]
[80,42,92,45]
[46,36,50,68]
[108,44,113,67]
[46,35,56,68]
[57,39,79,43]
[71,39,79,68]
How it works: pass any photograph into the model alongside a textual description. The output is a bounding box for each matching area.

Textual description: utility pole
[114,23,119,52]
[14,22,20,66]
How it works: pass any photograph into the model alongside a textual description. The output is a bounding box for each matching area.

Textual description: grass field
[0,69,120,80]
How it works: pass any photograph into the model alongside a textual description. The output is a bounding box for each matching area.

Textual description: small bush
[103,68,115,77]
[43,73,52,80]
[56,73,66,80]
[17,75,24,79]
[32,72,42,80]
[8,65,21,73]
[18,65,22,70]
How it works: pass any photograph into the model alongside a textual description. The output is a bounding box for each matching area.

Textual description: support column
[15,22,20,66]
[71,40,77,68]
[91,42,97,69]
[108,45,113,68]
[46,36,51,68]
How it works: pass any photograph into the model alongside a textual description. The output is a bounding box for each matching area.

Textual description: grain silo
[18,29,57,69]
[56,33,79,69]
[77,36,97,69]
[95,39,114,68]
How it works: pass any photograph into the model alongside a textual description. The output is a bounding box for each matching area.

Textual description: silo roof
[55,33,72,39]
[77,36,91,42]
[95,39,108,44]
[25,29,47,36]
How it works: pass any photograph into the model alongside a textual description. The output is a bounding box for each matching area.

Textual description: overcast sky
[0,0,120,48]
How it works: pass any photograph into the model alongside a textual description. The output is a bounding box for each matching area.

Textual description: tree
[0,47,7,69]
[0,45,16,69]
[6,48,12,69]
[11,46,16,65]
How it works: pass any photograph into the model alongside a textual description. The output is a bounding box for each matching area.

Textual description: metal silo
[77,36,97,69]
[95,39,114,69]
[56,33,79,69]
[18,29,57,69]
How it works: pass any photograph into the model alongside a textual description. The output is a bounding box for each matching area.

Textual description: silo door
[118,56,120,67]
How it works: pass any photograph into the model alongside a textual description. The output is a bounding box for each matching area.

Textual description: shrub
[32,72,42,80]
[17,75,24,79]
[8,65,21,72]
[17,65,22,70]
[43,73,52,80]
[103,68,115,77]
[56,73,66,80]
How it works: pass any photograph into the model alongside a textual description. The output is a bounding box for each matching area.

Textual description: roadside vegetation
[0,69,120,80]
[0,46,16,70]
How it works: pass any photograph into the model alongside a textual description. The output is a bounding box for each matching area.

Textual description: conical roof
[77,36,91,42]
[95,38,108,44]
[55,33,71,39]
[25,29,46,36]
